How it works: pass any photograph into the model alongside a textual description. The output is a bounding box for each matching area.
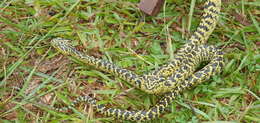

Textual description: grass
[0,0,259,123]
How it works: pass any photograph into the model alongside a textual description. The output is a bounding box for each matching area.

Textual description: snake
[50,0,224,121]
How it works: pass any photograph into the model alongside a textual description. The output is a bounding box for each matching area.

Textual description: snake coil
[51,0,224,121]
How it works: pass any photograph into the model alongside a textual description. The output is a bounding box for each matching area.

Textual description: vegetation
[0,0,259,122]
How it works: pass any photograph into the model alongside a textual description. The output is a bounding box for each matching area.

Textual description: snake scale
[51,0,224,121]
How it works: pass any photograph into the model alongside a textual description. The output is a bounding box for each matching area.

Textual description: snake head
[51,38,70,48]
[51,38,75,55]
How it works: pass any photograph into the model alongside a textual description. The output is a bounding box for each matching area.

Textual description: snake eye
[164,82,171,87]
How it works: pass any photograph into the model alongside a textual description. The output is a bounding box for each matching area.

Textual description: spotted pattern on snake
[51,0,224,121]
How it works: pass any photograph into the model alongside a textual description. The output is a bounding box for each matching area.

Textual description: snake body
[51,0,224,121]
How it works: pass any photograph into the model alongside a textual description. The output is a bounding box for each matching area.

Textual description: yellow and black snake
[51,0,224,121]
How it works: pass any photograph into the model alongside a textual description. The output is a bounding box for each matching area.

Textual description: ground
[0,0,259,123]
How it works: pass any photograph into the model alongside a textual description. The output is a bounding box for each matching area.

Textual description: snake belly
[51,0,224,121]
